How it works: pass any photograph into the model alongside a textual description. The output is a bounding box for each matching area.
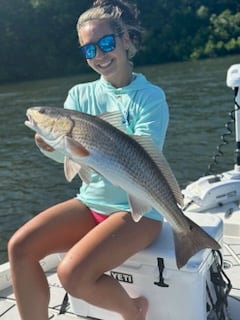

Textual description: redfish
[25,106,220,268]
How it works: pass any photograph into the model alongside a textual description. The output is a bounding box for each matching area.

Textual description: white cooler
[68,213,223,320]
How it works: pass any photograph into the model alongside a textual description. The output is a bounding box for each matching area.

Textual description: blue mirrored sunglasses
[80,34,117,60]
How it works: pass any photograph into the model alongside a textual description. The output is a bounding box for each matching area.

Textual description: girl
[8,1,169,319]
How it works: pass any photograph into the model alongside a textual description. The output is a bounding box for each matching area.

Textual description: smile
[98,59,112,68]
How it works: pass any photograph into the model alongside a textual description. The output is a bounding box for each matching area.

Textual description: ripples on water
[0,78,81,263]
[0,56,238,263]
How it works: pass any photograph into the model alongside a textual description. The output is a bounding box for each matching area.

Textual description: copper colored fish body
[25,106,221,268]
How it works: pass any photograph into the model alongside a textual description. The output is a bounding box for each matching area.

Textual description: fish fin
[65,136,90,157]
[173,215,221,269]
[78,165,92,184]
[64,157,92,184]
[64,157,82,182]
[128,194,152,222]
[133,135,184,207]
[97,111,125,132]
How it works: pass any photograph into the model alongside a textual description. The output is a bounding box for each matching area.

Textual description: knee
[8,229,32,262]
[57,258,94,299]
[8,232,23,261]
[57,259,81,297]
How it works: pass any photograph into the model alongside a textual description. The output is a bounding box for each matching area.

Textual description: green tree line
[0,0,239,83]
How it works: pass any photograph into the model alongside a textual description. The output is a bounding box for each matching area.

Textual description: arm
[133,88,169,150]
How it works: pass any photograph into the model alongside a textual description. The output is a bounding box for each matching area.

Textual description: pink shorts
[90,209,109,224]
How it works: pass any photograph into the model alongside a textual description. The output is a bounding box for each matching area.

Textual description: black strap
[59,292,69,314]
[206,250,232,320]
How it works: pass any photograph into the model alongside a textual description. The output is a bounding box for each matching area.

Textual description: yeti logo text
[110,271,133,283]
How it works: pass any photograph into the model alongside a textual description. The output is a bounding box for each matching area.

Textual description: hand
[35,133,55,152]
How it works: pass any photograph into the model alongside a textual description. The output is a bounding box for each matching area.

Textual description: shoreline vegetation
[1,0,239,83]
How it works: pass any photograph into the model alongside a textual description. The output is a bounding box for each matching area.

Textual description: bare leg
[58,211,162,320]
[8,199,96,320]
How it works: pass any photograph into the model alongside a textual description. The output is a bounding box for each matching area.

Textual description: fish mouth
[24,112,35,130]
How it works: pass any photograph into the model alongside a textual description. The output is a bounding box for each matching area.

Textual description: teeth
[99,60,111,68]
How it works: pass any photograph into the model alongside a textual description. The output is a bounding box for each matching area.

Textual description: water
[0,55,238,264]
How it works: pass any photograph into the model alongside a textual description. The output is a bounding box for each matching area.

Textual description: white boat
[1,64,240,320]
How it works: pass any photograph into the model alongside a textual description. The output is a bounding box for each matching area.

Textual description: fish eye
[39,108,45,114]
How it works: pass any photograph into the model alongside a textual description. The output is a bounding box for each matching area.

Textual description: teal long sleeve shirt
[41,73,169,221]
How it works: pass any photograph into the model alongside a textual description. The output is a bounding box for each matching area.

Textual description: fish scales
[25,106,221,268]
[72,115,177,215]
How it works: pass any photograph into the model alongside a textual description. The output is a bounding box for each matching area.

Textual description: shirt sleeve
[63,86,80,111]
[133,87,169,150]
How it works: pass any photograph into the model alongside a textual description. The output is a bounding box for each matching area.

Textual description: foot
[133,296,148,320]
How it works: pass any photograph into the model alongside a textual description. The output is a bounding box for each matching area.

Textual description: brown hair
[76,0,144,59]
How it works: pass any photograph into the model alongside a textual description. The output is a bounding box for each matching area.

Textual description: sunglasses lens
[80,34,116,59]
[99,35,115,52]
[81,44,96,59]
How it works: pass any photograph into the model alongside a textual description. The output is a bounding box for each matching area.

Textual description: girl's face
[79,20,132,87]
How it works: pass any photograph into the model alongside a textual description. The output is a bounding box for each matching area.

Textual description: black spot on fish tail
[173,216,221,269]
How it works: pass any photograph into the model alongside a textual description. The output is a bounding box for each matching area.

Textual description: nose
[94,46,106,59]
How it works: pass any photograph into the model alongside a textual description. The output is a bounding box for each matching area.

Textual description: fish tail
[173,216,221,269]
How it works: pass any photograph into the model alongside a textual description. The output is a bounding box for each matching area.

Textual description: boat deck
[223,236,240,317]
[0,253,91,320]
[1,231,240,320]
[1,202,240,320]
[1,271,74,320]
